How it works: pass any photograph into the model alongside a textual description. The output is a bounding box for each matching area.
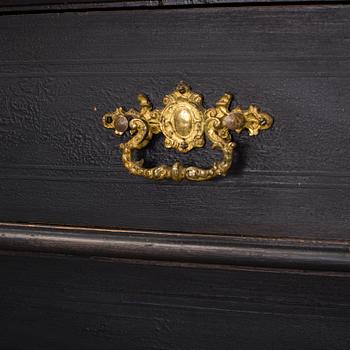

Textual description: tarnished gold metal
[102,82,273,181]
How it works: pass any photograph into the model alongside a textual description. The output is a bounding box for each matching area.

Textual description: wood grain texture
[1,251,350,350]
[0,6,350,239]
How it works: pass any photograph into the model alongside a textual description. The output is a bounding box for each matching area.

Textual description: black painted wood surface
[0,0,345,14]
[1,5,350,240]
[2,223,350,271]
[1,251,350,350]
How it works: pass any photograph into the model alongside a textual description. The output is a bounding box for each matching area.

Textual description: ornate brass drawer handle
[102,82,273,181]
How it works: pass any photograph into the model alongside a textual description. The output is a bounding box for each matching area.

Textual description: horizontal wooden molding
[0,0,347,15]
[0,223,350,272]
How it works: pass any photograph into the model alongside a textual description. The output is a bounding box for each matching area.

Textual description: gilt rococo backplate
[102,81,273,181]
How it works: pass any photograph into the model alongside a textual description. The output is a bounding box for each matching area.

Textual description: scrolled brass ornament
[102,82,273,181]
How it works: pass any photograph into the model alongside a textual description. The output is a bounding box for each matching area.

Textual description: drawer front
[0,255,350,350]
[0,5,349,240]
[1,251,350,350]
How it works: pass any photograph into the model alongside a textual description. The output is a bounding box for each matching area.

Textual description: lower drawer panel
[1,251,350,350]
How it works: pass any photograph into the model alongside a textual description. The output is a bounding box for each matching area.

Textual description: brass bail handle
[102,82,273,181]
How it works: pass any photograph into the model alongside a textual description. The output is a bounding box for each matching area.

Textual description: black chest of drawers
[0,1,350,349]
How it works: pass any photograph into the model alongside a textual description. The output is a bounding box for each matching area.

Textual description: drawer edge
[0,0,346,15]
[0,222,349,272]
